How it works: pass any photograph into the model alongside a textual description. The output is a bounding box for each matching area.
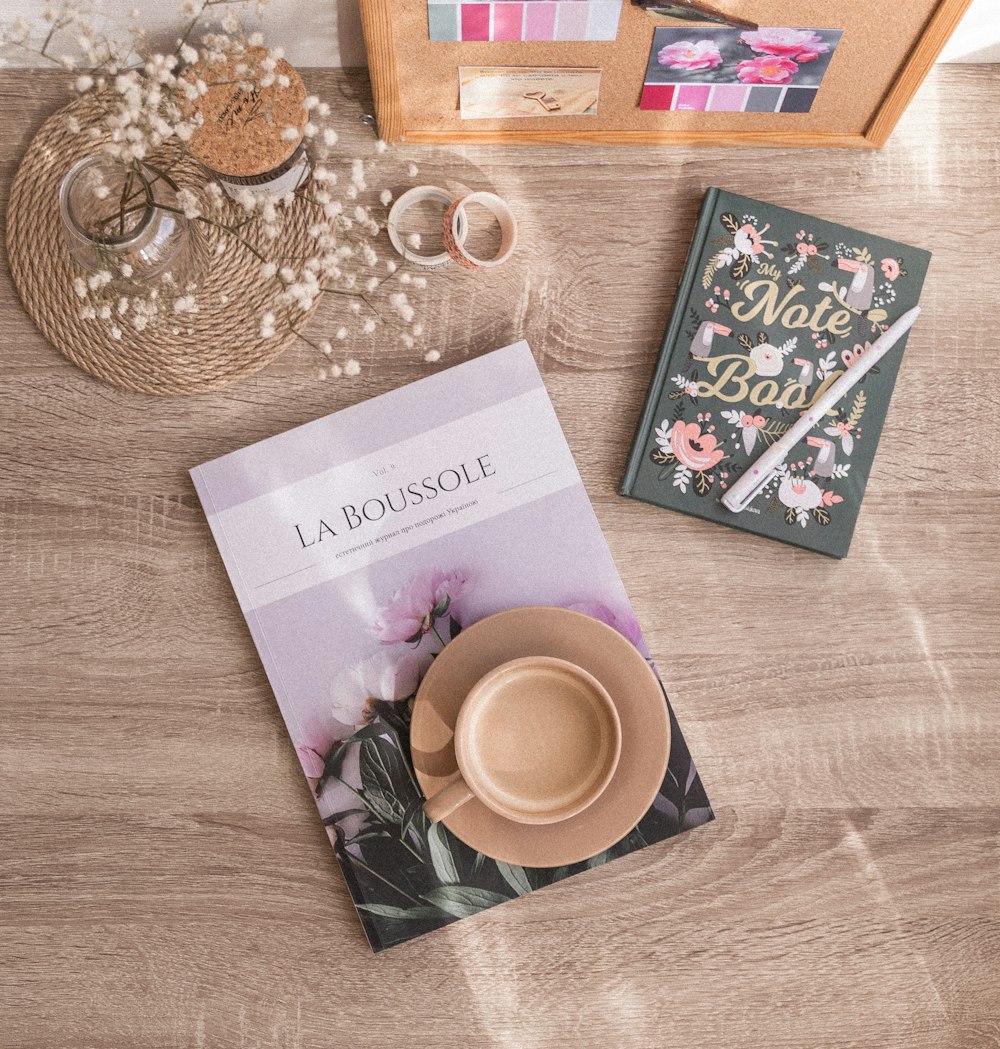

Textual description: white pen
[720,305,922,514]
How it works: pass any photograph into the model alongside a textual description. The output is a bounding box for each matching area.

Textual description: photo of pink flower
[739,27,831,61]
[374,565,466,644]
[657,38,723,71]
[736,55,799,85]
[641,25,841,112]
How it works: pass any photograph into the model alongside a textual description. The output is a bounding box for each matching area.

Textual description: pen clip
[723,466,778,513]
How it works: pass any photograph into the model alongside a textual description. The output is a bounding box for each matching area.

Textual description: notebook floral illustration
[191,342,713,951]
[621,188,931,557]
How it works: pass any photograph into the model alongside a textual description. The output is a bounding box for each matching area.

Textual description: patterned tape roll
[387,186,468,268]
[442,192,517,271]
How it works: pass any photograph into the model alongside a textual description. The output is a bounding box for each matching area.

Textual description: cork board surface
[383,0,941,138]
[186,49,308,176]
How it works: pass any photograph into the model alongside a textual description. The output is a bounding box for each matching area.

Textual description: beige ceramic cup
[422,656,622,826]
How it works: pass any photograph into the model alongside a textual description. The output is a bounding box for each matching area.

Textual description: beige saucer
[410,607,671,867]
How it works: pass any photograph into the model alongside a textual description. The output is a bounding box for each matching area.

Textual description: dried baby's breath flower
[4,1,439,373]
[176,187,201,219]
[389,292,415,323]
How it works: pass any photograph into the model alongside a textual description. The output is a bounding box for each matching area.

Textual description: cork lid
[185,47,307,178]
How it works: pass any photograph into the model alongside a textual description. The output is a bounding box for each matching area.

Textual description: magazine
[191,341,714,951]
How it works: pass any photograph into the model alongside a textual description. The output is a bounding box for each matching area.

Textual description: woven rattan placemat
[6,95,319,395]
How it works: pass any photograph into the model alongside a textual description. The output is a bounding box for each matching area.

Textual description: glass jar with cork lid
[184,47,311,200]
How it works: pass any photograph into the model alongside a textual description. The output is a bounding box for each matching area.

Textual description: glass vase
[58,155,199,285]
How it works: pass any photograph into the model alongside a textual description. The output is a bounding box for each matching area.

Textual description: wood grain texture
[1,66,999,1049]
[865,0,975,145]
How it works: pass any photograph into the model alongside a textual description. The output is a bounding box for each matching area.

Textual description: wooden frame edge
[359,0,403,142]
[400,130,874,147]
[863,0,974,146]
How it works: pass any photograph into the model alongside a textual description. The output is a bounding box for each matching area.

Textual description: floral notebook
[621,188,931,558]
[191,342,713,952]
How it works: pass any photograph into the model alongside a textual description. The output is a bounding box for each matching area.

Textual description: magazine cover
[191,341,714,951]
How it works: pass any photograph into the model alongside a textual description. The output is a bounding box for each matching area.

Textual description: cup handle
[423,771,474,824]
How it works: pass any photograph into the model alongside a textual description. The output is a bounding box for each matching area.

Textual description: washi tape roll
[387,186,468,268]
[442,192,517,272]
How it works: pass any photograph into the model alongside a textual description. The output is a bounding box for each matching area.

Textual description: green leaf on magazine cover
[369,701,413,741]
[360,734,402,797]
[427,822,460,884]
[496,861,532,896]
[682,806,713,829]
[322,807,368,826]
[348,722,393,745]
[400,795,426,841]
[322,722,390,786]
[357,903,443,920]
[360,786,399,825]
[351,827,411,843]
[422,885,511,918]
[359,736,407,823]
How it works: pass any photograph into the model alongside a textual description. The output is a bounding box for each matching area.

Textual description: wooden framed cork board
[360,0,972,146]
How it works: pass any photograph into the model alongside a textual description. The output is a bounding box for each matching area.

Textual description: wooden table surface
[2,66,998,1049]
